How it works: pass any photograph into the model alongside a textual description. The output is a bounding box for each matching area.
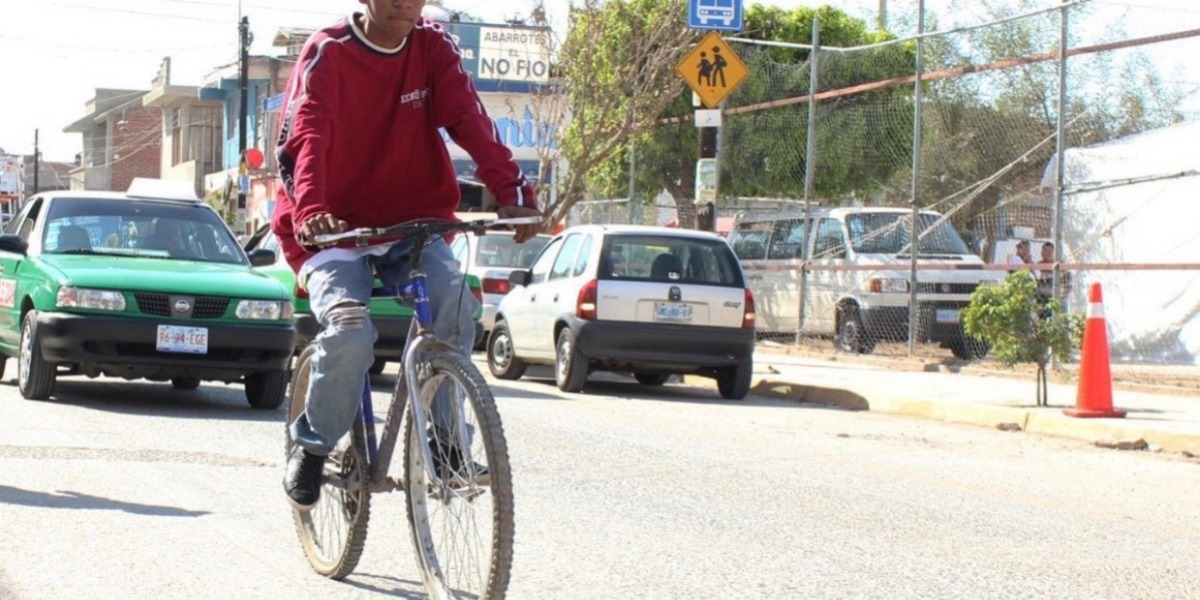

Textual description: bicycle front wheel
[286,345,371,579]
[404,352,514,599]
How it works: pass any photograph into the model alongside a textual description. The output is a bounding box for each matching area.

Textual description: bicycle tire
[286,345,372,580]
[404,351,514,600]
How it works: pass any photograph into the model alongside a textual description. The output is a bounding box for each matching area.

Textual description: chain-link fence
[571,1,1200,368]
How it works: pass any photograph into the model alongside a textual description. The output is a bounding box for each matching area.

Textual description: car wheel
[368,357,387,375]
[18,311,56,400]
[171,376,201,390]
[716,358,752,400]
[555,328,588,393]
[835,306,875,354]
[245,370,288,409]
[633,372,670,386]
[487,321,526,380]
[949,336,989,361]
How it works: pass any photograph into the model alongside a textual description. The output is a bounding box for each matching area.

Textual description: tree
[549,0,695,227]
[570,4,911,221]
[961,271,1083,407]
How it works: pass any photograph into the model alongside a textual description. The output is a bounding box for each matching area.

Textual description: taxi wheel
[245,370,288,410]
[18,311,56,400]
[368,358,387,375]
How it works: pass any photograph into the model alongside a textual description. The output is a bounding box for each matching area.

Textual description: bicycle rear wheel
[286,345,371,579]
[404,352,514,599]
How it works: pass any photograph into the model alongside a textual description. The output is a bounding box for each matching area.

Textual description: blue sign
[688,0,743,31]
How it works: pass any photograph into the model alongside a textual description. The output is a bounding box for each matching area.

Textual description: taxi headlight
[56,287,126,311]
[236,300,292,320]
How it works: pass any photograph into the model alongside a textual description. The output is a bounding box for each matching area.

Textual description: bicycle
[284,215,540,598]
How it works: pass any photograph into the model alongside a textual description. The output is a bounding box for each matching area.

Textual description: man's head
[1016,240,1031,260]
[358,0,426,48]
[1041,242,1055,263]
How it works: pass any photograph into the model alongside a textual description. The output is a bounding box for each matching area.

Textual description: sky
[0,0,1193,163]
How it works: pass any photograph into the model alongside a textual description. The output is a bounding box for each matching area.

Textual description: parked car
[487,225,756,399]
[0,180,296,408]
[729,207,999,359]
[450,229,551,350]
[243,224,484,374]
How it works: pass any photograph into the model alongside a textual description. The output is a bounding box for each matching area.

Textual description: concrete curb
[746,377,1200,456]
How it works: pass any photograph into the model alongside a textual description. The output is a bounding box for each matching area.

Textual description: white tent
[1042,121,1200,365]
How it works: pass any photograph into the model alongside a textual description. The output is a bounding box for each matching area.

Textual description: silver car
[487,225,756,399]
[451,230,551,349]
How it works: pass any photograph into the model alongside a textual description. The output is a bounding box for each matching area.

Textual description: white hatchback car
[450,230,551,349]
[487,225,756,399]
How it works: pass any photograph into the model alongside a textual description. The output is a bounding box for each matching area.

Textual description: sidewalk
[710,348,1200,456]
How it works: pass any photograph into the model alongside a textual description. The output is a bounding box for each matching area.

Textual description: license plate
[156,325,208,354]
[936,309,960,324]
[654,302,693,323]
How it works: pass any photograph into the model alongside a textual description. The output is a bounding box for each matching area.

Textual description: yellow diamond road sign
[676,31,749,109]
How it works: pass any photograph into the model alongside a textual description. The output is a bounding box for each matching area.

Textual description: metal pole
[627,108,636,224]
[1053,0,1069,305]
[32,129,39,194]
[237,16,250,228]
[907,0,925,355]
[797,18,820,345]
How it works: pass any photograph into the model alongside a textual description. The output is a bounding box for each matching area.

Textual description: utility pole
[237,15,250,231]
[32,129,39,195]
[695,104,718,232]
[878,0,887,30]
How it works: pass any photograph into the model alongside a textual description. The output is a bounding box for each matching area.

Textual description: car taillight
[742,288,756,329]
[294,284,309,300]
[577,279,598,320]
[469,281,483,304]
[482,277,510,295]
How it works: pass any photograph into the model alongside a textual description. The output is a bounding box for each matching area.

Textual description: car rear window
[600,235,743,287]
[474,233,551,268]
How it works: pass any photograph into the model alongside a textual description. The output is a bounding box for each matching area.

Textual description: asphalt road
[0,358,1198,599]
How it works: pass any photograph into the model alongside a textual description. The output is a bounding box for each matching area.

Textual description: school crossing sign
[676,31,749,108]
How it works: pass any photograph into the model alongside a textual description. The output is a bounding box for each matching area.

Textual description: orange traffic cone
[1064,282,1126,418]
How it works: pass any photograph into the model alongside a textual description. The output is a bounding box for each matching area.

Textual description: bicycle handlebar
[311,216,543,246]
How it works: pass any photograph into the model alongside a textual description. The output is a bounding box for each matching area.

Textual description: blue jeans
[289,238,479,456]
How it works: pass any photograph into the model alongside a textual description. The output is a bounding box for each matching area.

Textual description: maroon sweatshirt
[271,14,537,272]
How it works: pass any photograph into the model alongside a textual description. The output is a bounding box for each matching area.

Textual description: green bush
[961,271,1084,406]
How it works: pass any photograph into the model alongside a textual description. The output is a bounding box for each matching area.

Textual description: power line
[41,1,231,23]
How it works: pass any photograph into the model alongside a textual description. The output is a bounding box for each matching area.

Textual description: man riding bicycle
[273,0,540,510]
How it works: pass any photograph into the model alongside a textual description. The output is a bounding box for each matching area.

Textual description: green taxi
[243,225,484,374]
[0,183,296,408]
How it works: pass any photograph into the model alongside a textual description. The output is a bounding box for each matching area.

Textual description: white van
[729,207,1001,359]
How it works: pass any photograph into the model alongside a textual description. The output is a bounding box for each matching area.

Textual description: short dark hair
[1041,242,1054,250]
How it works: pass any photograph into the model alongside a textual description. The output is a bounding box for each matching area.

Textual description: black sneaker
[283,445,326,510]
[429,438,490,487]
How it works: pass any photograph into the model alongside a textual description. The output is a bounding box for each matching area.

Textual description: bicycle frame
[353,241,474,494]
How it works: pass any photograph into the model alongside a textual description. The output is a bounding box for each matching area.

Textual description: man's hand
[497,205,543,243]
[298,212,348,247]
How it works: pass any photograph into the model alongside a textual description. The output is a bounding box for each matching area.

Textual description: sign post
[677,29,749,231]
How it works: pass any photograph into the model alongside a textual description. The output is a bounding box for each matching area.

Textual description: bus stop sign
[688,0,743,32]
